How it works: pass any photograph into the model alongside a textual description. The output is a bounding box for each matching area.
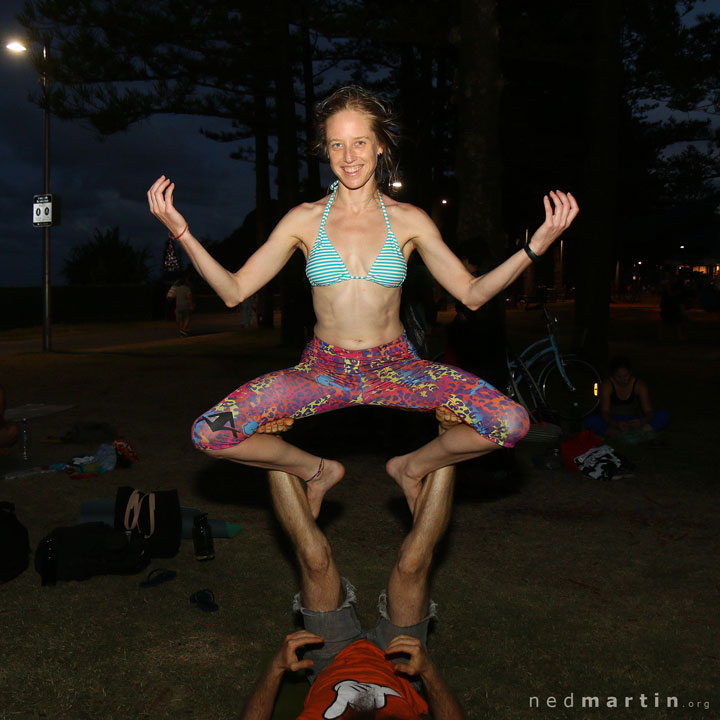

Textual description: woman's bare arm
[147,176,303,307]
[412,191,579,311]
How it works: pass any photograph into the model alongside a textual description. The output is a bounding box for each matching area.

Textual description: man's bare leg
[386,446,456,627]
[267,470,342,611]
[206,420,344,519]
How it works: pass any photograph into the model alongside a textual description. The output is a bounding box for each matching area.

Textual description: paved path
[1,303,716,356]
[0,312,252,355]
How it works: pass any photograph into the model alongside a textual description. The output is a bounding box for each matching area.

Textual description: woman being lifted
[147,86,579,517]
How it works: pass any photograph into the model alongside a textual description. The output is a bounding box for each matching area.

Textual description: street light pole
[41,43,51,352]
[6,38,52,351]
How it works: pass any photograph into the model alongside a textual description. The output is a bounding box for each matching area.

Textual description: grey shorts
[293,578,436,689]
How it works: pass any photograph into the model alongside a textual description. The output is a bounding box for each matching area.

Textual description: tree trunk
[453,0,507,388]
[574,0,621,369]
[271,12,307,346]
[416,46,435,212]
[300,16,321,199]
[253,80,275,328]
[455,0,503,261]
[273,16,299,211]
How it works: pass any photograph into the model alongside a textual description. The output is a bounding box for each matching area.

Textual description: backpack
[34,522,150,582]
[0,502,30,583]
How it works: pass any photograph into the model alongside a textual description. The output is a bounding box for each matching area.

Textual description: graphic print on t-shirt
[324,680,402,719]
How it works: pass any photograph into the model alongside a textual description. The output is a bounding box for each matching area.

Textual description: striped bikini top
[306,182,407,288]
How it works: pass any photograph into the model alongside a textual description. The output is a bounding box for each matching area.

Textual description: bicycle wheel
[540,356,600,419]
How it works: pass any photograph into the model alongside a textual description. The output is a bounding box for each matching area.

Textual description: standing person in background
[0,385,20,454]
[167,275,195,337]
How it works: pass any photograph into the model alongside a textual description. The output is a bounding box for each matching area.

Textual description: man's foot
[304,458,345,519]
[435,407,462,434]
[256,417,295,434]
[385,454,423,515]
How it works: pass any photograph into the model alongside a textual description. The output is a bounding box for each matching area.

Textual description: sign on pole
[32,194,53,227]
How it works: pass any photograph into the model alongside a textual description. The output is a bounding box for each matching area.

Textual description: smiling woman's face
[325,109,383,190]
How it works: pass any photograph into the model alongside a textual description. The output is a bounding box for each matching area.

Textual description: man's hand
[242,630,323,720]
[270,630,323,674]
[385,635,433,678]
[387,635,466,720]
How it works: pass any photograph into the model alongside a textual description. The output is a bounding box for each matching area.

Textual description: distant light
[391,181,402,188]
[680,245,685,249]
[441,199,448,205]
[6,41,27,52]
[637,261,642,265]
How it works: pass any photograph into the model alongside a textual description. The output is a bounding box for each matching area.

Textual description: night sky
[1,0,258,287]
[1,1,718,287]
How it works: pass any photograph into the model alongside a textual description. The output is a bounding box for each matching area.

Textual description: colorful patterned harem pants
[192,333,529,450]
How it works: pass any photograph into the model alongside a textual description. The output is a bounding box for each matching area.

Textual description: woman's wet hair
[314,85,400,187]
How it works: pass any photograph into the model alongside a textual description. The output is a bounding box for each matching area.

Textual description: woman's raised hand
[147,176,188,238]
[528,190,580,255]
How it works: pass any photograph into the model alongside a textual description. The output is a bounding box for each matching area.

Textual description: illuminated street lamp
[6,38,53,351]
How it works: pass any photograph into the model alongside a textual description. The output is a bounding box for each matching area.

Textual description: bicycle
[506,308,600,423]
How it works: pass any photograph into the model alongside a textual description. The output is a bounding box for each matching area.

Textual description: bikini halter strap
[324,180,389,229]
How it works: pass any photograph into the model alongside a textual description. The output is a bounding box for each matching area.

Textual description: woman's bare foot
[256,417,343,518]
[305,458,345,519]
[385,454,424,515]
[388,409,463,513]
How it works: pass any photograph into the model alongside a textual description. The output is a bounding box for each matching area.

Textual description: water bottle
[39,537,57,586]
[192,513,215,561]
[20,418,31,461]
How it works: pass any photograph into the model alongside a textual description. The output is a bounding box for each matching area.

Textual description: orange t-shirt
[297,639,429,719]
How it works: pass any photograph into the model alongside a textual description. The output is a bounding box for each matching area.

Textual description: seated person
[0,385,20,455]
[242,419,464,719]
[585,356,670,442]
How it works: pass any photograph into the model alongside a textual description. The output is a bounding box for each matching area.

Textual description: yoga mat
[6,404,74,421]
[78,498,240,538]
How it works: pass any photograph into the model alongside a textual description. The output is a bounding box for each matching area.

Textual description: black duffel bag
[114,486,181,558]
[34,522,150,582]
[1,502,30,583]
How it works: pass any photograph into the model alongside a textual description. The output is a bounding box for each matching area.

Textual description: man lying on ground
[242,416,464,719]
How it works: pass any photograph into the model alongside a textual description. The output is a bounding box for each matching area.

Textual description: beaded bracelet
[168,223,189,241]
